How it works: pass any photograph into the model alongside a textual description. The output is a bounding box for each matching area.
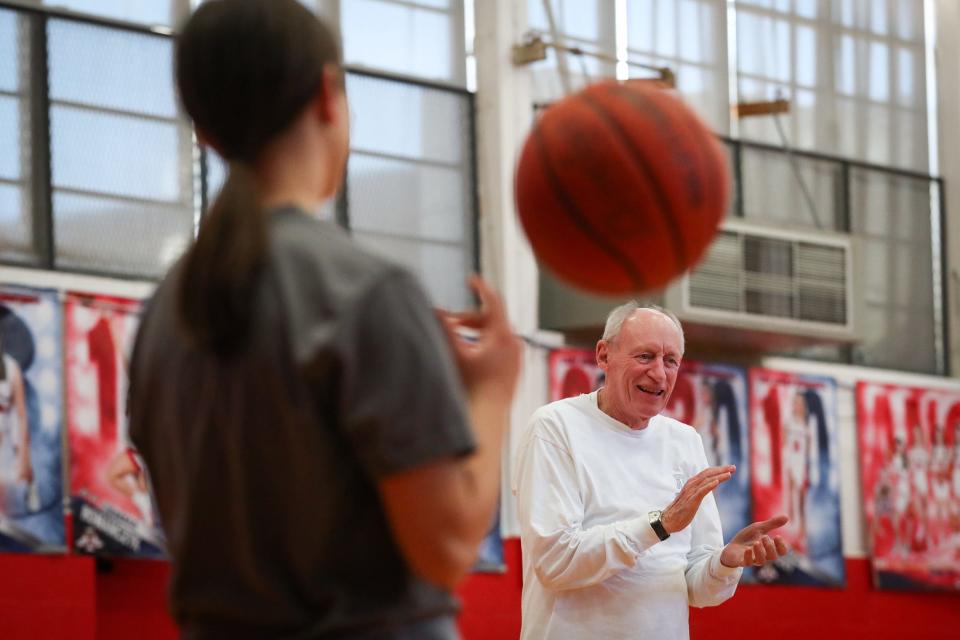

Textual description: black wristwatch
[648,510,670,541]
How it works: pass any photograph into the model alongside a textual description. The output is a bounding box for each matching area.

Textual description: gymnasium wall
[3,2,960,638]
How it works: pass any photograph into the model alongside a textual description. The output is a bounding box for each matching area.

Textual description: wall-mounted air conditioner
[539,220,861,352]
[664,219,859,349]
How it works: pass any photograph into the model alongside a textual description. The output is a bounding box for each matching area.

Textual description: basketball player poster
[663,361,750,542]
[857,382,960,591]
[0,286,65,552]
[65,293,165,558]
[548,347,603,401]
[749,368,844,586]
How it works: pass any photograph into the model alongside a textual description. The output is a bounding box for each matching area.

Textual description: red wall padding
[1,538,957,639]
[0,554,96,640]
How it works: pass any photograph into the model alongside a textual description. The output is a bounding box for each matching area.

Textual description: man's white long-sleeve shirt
[513,392,742,640]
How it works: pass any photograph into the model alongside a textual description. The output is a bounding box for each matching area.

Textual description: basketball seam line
[579,89,688,272]
[532,125,648,292]
[611,84,707,210]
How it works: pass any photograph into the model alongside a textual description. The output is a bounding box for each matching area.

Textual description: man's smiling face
[596,309,683,430]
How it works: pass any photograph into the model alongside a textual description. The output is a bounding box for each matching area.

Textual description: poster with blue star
[0,286,65,552]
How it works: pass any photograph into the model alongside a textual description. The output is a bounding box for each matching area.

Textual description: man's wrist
[648,510,671,541]
[718,545,737,569]
[659,508,674,534]
[712,549,743,579]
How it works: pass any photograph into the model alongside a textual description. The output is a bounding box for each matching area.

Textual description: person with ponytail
[128,1,520,638]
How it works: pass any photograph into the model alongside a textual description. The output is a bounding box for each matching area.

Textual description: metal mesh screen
[2,5,477,305]
[690,229,848,326]
[47,18,194,277]
[0,9,34,265]
[345,72,475,310]
[850,167,938,373]
[341,0,466,86]
[198,71,476,308]
[41,0,179,27]
[796,242,846,324]
[688,230,741,312]
[741,145,845,232]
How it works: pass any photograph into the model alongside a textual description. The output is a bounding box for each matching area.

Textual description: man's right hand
[660,465,735,534]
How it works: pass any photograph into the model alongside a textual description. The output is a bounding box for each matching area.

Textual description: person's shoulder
[528,395,593,438]
[270,209,395,284]
[531,394,587,422]
[268,208,426,316]
[654,414,703,445]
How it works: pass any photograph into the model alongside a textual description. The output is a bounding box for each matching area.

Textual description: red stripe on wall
[1,540,957,639]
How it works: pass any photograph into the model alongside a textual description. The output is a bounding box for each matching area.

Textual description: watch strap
[649,511,670,541]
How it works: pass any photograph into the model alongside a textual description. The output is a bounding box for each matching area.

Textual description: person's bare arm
[378,277,520,590]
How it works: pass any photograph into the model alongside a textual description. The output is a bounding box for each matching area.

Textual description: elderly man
[514,303,789,640]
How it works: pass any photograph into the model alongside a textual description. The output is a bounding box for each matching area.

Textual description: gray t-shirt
[129,207,475,638]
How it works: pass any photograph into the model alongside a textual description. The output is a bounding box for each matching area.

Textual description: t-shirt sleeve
[336,268,476,478]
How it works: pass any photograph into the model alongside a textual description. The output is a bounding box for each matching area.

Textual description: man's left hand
[719,514,790,568]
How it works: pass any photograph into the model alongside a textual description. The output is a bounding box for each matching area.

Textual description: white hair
[601,301,685,352]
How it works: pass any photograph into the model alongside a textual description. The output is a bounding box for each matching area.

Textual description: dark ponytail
[178,162,263,355]
[174,0,342,356]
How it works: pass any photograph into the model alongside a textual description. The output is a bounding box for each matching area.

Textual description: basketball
[515,80,730,295]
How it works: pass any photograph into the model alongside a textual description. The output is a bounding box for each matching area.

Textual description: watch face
[648,510,662,523]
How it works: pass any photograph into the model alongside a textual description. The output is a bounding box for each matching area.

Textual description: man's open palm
[720,515,790,568]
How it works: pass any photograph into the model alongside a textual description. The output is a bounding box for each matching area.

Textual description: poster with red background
[857,382,960,590]
[548,347,603,402]
[750,368,844,586]
[66,293,164,558]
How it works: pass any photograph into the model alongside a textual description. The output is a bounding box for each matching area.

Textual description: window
[39,0,187,27]
[850,169,941,373]
[203,71,478,310]
[3,3,477,311]
[346,72,475,310]
[527,0,617,103]
[0,9,33,264]
[524,0,944,374]
[528,1,728,130]
[735,0,928,171]
[326,0,467,86]
[626,0,728,131]
[47,19,195,277]
[734,0,940,373]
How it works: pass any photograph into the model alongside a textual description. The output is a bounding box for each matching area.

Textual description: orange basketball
[515,80,730,295]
